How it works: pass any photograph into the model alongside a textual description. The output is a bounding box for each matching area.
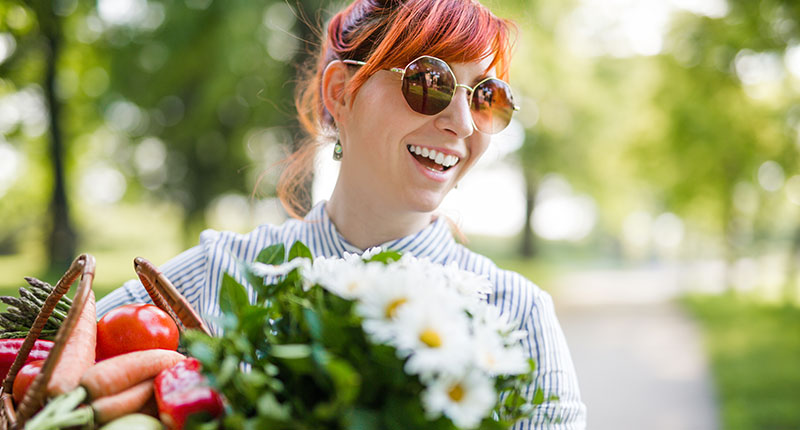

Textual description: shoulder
[449,244,551,324]
[196,217,305,263]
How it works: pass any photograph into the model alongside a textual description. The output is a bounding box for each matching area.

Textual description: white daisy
[359,246,386,260]
[392,298,473,378]
[250,258,311,278]
[392,255,490,313]
[473,304,527,346]
[306,257,384,299]
[472,324,530,376]
[422,369,497,429]
[356,265,426,343]
[440,261,492,301]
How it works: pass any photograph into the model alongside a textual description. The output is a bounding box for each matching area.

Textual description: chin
[402,189,446,214]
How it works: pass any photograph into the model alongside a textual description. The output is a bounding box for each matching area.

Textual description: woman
[98,0,587,427]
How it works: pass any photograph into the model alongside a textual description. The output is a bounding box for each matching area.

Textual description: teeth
[407,145,459,168]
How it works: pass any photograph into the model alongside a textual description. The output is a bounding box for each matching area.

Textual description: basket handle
[134,257,211,336]
[1,254,96,428]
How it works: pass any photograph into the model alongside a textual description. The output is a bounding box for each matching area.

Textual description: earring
[333,139,343,161]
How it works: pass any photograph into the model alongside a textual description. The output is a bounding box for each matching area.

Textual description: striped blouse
[97,201,587,429]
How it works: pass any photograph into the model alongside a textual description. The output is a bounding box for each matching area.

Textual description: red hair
[278,0,517,219]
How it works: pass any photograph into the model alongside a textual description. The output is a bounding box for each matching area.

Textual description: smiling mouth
[406,145,460,172]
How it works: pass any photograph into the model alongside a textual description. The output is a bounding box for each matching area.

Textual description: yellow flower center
[448,383,465,402]
[384,298,407,318]
[347,281,359,292]
[419,328,442,348]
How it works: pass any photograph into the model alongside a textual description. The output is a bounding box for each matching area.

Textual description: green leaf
[256,244,285,265]
[239,306,272,336]
[239,369,271,390]
[186,339,217,367]
[303,308,323,342]
[270,344,312,359]
[220,273,250,317]
[365,250,403,264]
[239,259,264,290]
[532,387,545,405]
[288,241,313,261]
[184,414,221,430]
[256,393,291,420]
[220,414,246,430]
[326,358,361,406]
[217,355,240,386]
[343,408,380,430]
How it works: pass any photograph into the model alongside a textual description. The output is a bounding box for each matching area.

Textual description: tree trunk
[520,170,537,258]
[41,9,76,271]
[721,197,737,292]
[785,225,800,303]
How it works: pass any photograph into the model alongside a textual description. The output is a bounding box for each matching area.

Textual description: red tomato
[13,359,45,404]
[96,304,179,361]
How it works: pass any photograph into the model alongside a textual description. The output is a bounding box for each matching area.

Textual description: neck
[326,185,434,251]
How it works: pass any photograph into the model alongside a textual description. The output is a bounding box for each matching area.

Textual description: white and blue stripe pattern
[97,201,587,429]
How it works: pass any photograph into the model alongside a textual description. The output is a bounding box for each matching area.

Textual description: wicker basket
[0,254,210,430]
[133,257,211,336]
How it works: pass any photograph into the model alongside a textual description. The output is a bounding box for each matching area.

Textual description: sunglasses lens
[402,57,455,115]
[471,78,516,134]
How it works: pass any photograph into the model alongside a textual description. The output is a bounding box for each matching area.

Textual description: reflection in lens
[402,57,455,115]
[471,78,514,134]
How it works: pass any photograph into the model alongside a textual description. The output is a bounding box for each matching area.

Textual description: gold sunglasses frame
[343,55,520,133]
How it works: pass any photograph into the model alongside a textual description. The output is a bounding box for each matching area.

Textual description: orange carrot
[47,290,96,396]
[92,378,155,424]
[80,349,185,399]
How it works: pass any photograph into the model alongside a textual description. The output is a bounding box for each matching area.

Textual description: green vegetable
[0,277,72,341]
[24,386,90,430]
[0,330,58,340]
[99,414,164,430]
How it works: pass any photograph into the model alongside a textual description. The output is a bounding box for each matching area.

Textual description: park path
[550,266,720,430]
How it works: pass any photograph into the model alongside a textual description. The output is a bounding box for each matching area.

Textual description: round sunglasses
[343,55,519,135]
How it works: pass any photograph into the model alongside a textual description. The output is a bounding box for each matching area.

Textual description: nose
[435,86,474,139]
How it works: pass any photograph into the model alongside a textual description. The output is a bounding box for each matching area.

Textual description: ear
[322,60,350,125]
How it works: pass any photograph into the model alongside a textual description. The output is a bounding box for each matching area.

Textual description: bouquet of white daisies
[183,242,553,430]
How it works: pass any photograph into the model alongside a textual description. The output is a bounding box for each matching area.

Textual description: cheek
[467,138,490,166]
[453,137,490,182]
[349,76,423,139]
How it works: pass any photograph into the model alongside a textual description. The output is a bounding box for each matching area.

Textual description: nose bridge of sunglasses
[454,83,473,94]
[453,84,475,110]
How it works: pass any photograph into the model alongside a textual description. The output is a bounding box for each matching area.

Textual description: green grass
[683,293,800,430]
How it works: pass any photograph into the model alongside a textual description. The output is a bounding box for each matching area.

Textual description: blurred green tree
[0,0,330,274]
[0,0,78,271]
[100,0,327,243]
[645,0,800,294]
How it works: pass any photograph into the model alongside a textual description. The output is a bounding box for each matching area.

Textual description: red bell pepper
[154,357,224,430]
[0,338,54,381]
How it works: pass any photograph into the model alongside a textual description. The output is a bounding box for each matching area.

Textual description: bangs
[349,0,516,91]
